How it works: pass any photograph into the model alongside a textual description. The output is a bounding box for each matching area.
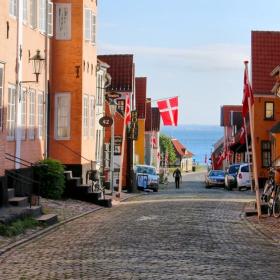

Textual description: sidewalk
[0,191,140,255]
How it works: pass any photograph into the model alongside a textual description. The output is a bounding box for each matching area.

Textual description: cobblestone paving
[0,172,280,279]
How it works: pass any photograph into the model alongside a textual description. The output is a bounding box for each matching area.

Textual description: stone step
[64,170,73,180]
[36,214,58,226]
[244,206,257,217]
[26,205,43,218]
[96,198,112,208]
[7,188,15,199]
[9,196,29,207]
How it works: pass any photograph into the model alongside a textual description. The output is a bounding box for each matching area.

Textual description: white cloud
[98,43,250,71]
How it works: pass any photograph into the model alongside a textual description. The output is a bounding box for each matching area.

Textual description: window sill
[264,118,275,121]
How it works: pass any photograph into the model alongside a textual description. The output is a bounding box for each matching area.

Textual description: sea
[161,125,223,165]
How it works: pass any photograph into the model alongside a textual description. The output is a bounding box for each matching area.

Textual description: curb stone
[0,193,141,256]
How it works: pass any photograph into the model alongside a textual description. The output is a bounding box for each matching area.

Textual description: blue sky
[97,0,280,125]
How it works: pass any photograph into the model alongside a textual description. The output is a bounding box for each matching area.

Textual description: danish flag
[125,94,131,125]
[157,96,178,126]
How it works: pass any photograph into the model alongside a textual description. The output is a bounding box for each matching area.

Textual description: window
[55,93,70,139]
[96,73,103,105]
[95,130,102,161]
[83,95,89,137]
[38,91,44,139]
[91,13,96,44]
[55,3,71,40]
[261,141,271,167]
[84,8,91,41]
[23,0,28,23]
[7,85,16,140]
[265,102,274,120]
[21,88,27,140]
[89,96,95,138]
[9,0,17,17]
[117,99,125,114]
[0,64,4,129]
[39,0,46,32]
[30,0,38,29]
[29,89,36,139]
[47,1,53,36]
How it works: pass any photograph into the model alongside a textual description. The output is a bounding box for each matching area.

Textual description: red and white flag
[125,94,131,125]
[157,96,178,126]
[150,132,157,148]
[242,61,254,118]
[240,123,246,145]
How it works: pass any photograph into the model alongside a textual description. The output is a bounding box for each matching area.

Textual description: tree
[159,134,177,165]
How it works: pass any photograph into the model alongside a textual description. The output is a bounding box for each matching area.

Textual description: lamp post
[109,99,117,194]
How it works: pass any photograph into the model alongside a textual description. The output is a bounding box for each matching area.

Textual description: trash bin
[192,166,196,172]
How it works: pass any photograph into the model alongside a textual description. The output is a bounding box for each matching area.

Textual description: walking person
[173,168,182,189]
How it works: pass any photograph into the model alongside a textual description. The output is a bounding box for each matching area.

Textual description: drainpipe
[15,0,23,169]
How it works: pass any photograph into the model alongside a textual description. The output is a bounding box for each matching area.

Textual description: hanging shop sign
[105,91,122,100]
[99,116,113,127]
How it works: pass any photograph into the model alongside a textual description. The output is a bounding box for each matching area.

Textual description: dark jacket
[173,169,181,178]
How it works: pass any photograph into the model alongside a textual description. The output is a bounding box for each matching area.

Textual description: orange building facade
[49,0,97,179]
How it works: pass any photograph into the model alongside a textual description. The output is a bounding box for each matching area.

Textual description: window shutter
[30,0,38,29]
[23,0,28,22]
[47,1,53,36]
[39,0,46,32]
[55,4,71,40]
[84,8,91,41]
[91,13,96,44]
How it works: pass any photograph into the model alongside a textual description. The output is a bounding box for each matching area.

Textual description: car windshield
[136,166,156,175]
[209,171,225,177]
[228,165,240,174]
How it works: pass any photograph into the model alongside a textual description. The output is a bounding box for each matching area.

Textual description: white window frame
[91,13,96,44]
[83,95,89,138]
[30,0,38,29]
[37,91,44,139]
[39,0,47,32]
[0,64,4,130]
[55,3,71,40]
[55,92,71,140]
[7,85,16,141]
[9,0,17,18]
[23,0,28,23]
[20,88,27,140]
[47,1,53,36]
[84,8,91,41]
[89,96,95,138]
[28,89,36,140]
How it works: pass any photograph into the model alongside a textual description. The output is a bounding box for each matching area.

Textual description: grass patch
[0,217,40,237]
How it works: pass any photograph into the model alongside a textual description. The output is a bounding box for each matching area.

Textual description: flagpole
[243,116,253,192]
[245,62,261,218]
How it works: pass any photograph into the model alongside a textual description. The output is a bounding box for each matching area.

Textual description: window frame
[28,89,36,140]
[0,64,4,130]
[20,88,27,140]
[264,101,274,120]
[83,95,89,138]
[9,0,17,18]
[7,85,16,141]
[89,96,95,138]
[55,3,71,40]
[30,0,38,29]
[117,99,125,114]
[55,92,71,140]
[37,91,44,139]
[84,8,91,41]
[261,141,271,168]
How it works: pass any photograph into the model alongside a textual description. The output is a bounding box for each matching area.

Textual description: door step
[9,196,29,207]
[26,205,43,218]
[36,214,58,226]
[7,188,15,199]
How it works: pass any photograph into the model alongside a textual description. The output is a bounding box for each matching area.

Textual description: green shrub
[35,158,65,199]
[0,217,39,237]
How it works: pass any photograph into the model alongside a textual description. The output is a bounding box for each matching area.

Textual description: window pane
[56,93,70,139]
[56,4,71,40]
[265,102,274,119]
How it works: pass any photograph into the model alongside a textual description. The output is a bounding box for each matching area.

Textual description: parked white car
[236,163,252,190]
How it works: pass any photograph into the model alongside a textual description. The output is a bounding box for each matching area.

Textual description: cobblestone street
[1,172,280,279]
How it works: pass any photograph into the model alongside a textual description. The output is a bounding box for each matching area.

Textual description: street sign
[105,91,122,99]
[99,116,113,127]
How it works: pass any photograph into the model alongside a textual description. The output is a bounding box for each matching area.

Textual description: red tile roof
[97,55,134,92]
[252,31,280,94]
[220,105,242,127]
[135,77,147,118]
[151,107,160,131]
[145,98,152,131]
[171,139,193,157]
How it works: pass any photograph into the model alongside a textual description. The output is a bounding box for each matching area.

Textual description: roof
[151,107,160,131]
[171,139,194,157]
[220,105,242,127]
[252,31,280,94]
[270,122,280,134]
[135,77,147,119]
[145,98,152,131]
[97,55,134,92]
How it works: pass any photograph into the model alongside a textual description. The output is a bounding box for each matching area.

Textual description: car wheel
[153,187,159,192]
